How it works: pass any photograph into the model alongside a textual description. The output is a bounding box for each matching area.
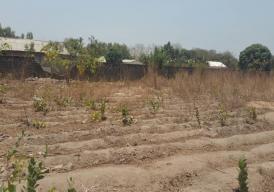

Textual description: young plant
[248,107,257,121]
[31,120,46,129]
[43,144,48,158]
[121,105,133,126]
[99,100,107,121]
[33,96,49,115]
[90,111,101,122]
[84,99,96,110]
[0,84,8,105]
[54,96,73,108]
[148,98,160,114]
[194,104,201,129]
[237,158,249,192]
[90,100,107,122]
[67,177,77,192]
[218,104,228,127]
[23,157,45,192]
[1,131,26,192]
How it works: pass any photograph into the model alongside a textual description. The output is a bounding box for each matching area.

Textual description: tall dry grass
[3,70,274,110]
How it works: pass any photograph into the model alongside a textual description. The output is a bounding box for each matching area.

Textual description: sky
[0,0,274,55]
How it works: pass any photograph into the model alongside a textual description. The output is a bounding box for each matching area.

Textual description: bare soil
[1,79,274,192]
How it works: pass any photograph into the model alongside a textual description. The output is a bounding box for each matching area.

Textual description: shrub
[33,96,49,115]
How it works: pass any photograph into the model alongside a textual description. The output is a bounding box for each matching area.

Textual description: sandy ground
[1,80,274,192]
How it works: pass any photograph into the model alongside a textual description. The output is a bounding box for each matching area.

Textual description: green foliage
[0,84,8,94]
[105,48,123,65]
[1,131,26,192]
[90,100,107,121]
[0,24,16,38]
[26,32,34,40]
[239,44,272,71]
[143,42,238,69]
[121,105,133,126]
[24,157,45,192]
[237,158,249,192]
[33,96,49,115]
[0,23,34,39]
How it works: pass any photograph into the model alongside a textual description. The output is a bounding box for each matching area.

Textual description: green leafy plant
[121,105,133,126]
[31,120,46,129]
[33,96,49,115]
[90,100,107,122]
[237,158,249,192]
[1,131,26,192]
[23,157,45,192]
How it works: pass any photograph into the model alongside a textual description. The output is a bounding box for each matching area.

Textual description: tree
[0,24,16,38]
[64,38,84,57]
[26,32,34,40]
[105,48,123,65]
[239,44,272,71]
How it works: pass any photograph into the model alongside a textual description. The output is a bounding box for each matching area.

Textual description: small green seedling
[121,105,133,126]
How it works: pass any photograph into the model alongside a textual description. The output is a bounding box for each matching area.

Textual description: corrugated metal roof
[122,59,144,65]
[207,61,227,68]
[0,37,68,55]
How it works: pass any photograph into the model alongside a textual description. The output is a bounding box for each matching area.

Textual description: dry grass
[2,70,274,111]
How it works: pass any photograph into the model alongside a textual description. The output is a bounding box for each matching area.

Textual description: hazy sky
[0,0,273,55]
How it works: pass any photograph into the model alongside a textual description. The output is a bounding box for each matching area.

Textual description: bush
[33,96,49,115]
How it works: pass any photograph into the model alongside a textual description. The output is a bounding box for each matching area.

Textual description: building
[0,37,68,77]
[207,61,227,68]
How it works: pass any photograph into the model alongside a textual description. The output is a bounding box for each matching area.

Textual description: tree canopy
[0,23,34,39]
[239,44,273,71]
